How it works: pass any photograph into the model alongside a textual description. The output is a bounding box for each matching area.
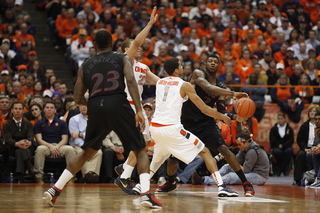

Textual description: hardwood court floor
[0,183,319,213]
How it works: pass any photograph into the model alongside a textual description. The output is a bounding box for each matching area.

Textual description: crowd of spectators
[1,0,320,188]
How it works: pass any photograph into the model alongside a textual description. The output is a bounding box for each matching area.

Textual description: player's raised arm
[191,69,248,99]
[180,81,231,126]
[74,65,88,106]
[123,55,145,131]
[146,66,160,84]
[125,6,158,60]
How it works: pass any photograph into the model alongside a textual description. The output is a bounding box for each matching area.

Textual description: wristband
[78,132,81,138]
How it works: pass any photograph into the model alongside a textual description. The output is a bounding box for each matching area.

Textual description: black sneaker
[114,176,137,195]
[155,181,177,193]
[218,184,239,197]
[114,164,124,176]
[191,170,204,185]
[243,181,255,197]
[43,185,62,207]
[140,190,162,209]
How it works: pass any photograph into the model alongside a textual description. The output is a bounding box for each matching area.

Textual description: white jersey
[152,76,187,125]
[124,60,147,102]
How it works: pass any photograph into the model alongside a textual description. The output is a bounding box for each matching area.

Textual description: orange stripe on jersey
[129,101,134,105]
[151,122,173,127]
[194,139,199,146]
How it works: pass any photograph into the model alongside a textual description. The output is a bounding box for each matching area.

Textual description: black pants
[9,147,34,174]
[272,147,293,171]
[294,150,314,182]
[101,147,127,180]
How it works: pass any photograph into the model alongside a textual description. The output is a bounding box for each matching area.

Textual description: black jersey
[181,70,226,123]
[82,51,126,100]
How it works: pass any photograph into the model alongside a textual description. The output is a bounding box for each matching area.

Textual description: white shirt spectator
[71,38,93,60]
[189,7,213,19]
[277,27,293,41]
[77,10,100,22]
[305,38,320,48]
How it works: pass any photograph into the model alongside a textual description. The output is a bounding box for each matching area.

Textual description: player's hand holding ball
[221,114,231,127]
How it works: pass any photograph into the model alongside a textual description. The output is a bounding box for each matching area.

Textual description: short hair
[235,132,252,142]
[121,39,133,53]
[44,100,56,108]
[206,54,220,62]
[31,94,43,103]
[95,30,112,49]
[11,101,24,109]
[0,95,11,104]
[278,113,286,119]
[164,58,180,75]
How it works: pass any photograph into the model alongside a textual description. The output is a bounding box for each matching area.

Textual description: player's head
[164,58,182,76]
[206,54,220,74]
[121,39,142,59]
[235,132,252,151]
[94,30,112,50]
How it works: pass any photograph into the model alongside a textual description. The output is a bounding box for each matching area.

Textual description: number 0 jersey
[82,51,126,100]
[152,76,188,125]
[124,60,147,102]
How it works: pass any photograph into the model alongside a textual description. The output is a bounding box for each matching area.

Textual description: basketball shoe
[132,183,141,195]
[114,176,138,195]
[218,184,239,197]
[43,185,62,207]
[243,181,255,197]
[140,190,162,209]
[114,164,124,176]
[155,181,177,193]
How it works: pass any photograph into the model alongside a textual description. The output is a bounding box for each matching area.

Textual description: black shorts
[82,95,145,151]
[182,119,226,151]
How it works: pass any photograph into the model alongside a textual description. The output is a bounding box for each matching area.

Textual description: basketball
[234,98,256,119]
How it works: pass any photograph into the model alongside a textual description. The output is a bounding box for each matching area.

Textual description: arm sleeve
[297,123,307,150]
[26,122,35,143]
[242,149,258,173]
[60,120,68,136]
[68,117,83,146]
[33,120,42,135]
[236,150,245,165]
[270,88,280,103]
[269,127,279,148]
[3,123,16,148]
[282,126,294,149]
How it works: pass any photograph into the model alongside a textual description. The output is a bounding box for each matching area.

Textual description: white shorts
[130,103,151,141]
[150,123,205,164]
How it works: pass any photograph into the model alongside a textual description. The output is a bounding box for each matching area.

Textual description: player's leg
[198,147,239,197]
[217,145,255,196]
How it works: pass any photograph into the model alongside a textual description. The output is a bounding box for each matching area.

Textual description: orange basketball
[234,98,256,119]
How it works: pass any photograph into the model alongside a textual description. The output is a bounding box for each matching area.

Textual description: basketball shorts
[182,119,226,151]
[150,123,205,164]
[82,95,145,151]
[129,102,151,142]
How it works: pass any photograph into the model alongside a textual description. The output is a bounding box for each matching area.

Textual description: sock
[168,175,175,183]
[54,169,73,190]
[235,169,248,184]
[213,172,224,187]
[140,173,150,194]
[120,165,134,179]
[123,158,129,170]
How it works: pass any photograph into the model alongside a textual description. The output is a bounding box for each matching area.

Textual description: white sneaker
[157,177,166,186]
[132,183,141,195]
[310,177,320,188]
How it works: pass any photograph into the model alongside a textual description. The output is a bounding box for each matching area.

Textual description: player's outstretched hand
[135,111,145,133]
[234,92,248,99]
[149,6,158,25]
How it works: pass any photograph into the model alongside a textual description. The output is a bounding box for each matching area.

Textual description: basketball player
[43,29,162,209]
[110,7,160,194]
[155,54,255,196]
[145,57,239,197]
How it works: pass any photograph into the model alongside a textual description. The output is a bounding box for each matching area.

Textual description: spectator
[0,70,11,94]
[5,82,13,95]
[3,101,40,181]
[71,29,93,65]
[290,63,305,86]
[34,100,76,183]
[0,95,11,128]
[276,18,293,41]
[30,103,43,125]
[294,105,320,186]
[305,58,320,81]
[295,43,309,61]
[309,112,320,188]
[0,53,10,74]
[268,63,284,86]
[270,73,304,123]
[271,33,285,54]
[23,94,43,121]
[188,0,213,20]
[77,2,99,22]
[31,81,43,97]
[58,83,67,102]
[14,22,36,50]
[117,11,137,38]
[269,113,294,176]
[221,70,241,92]
[58,8,78,44]
[243,73,266,102]
[295,73,314,104]
[306,30,320,49]
[21,74,34,96]
[302,48,320,70]
[274,43,288,63]
[193,132,269,185]
[0,43,14,66]
[166,40,179,57]
[154,29,170,56]
[29,59,46,86]
[101,131,126,183]
[12,81,25,101]
[69,105,102,183]
[259,50,272,71]
[232,0,249,25]
[10,41,30,71]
